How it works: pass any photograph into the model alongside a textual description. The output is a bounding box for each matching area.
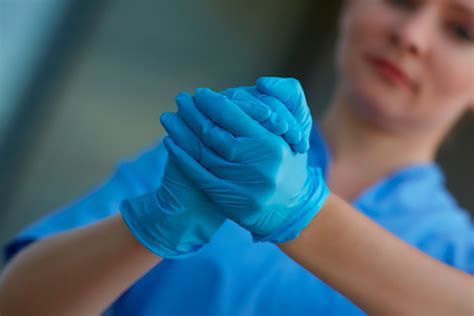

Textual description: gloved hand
[163,84,329,243]
[119,135,225,259]
[120,79,309,258]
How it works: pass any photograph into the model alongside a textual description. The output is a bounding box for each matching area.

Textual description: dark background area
[0,0,472,266]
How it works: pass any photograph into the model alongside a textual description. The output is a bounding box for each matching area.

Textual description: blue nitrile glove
[119,88,299,258]
[162,89,329,243]
[220,77,311,154]
[119,138,225,259]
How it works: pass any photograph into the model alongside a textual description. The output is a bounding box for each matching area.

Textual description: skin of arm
[279,193,474,316]
[0,214,161,316]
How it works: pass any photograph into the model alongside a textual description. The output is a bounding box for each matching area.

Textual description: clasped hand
[120,77,329,258]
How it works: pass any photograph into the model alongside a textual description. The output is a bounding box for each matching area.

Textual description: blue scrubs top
[4,127,473,315]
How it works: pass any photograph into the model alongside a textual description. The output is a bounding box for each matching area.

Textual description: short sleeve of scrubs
[354,163,474,275]
[3,139,167,264]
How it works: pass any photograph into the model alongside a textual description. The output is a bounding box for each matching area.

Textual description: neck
[319,91,443,200]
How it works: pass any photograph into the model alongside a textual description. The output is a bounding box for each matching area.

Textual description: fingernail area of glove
[175,92,189,101]
[270,113,289,134]
[231,88,253,100]
[293,139,309,154]
[195,87,213,99]
[160,112,171,125]
[285,128,302,144]
[254,103,272,119]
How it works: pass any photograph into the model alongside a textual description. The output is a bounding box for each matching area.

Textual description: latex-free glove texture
[163,89,329,243]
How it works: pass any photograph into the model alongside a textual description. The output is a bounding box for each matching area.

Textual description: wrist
[113,214,162,262]
[120,192,200,259]
[252,167,330,243]
[120,191,225,259]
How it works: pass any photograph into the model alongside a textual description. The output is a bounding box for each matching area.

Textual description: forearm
[279,194,474,315]
[0,214,161,316]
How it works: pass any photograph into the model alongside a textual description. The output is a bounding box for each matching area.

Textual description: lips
[368,56,413,89]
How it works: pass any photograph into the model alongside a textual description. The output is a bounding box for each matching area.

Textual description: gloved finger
[230,99,272,123]
[161,113,252,182]
[220,87,273,123]
[262,112,289,136]
[222,87,292,136]
[220,86,257,99]
[221,86,305,151]
[286,139,308,155]
[175,93,242,162]
[162,112,250,180]
[292,138,310,154]
[194,88,268,138]
[255,93,302,145]
[257,94,309,154]
[230,89,289,136]
[164,136,258,221]
[161,111,237,170]
[161,111,226,168]
[256,77,313,141]
[163,136,225,192]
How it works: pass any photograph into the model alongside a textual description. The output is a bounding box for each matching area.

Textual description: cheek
[422,49,474,119]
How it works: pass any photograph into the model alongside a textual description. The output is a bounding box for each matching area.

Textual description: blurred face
[336,0,474,133]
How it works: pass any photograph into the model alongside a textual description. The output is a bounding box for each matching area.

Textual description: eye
[447,22,474,43]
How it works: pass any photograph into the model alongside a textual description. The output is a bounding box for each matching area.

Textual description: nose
[389,7,435,57]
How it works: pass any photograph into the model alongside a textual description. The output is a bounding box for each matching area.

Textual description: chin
[342,62,414,131]
[345,78,408,131]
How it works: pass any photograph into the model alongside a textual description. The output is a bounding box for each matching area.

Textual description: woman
[1,0,473,315]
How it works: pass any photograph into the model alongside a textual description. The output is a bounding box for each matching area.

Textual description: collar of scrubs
[308,124,448,217]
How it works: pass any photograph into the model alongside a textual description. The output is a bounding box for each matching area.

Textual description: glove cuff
[120,192,205,259]
[251,167,329,243]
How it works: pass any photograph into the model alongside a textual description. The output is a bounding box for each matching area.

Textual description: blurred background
[0,0,472,267]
